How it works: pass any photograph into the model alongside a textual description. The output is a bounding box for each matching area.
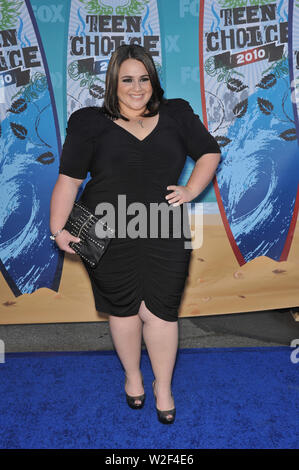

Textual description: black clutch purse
[63,200,115,268]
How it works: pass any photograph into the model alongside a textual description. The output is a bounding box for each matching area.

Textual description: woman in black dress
[50,44,221,424]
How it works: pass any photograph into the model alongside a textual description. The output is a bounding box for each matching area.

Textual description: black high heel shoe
[125,375,145,409]
[152,380,176,424]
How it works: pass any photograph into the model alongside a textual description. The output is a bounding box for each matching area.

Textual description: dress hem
[95,297,179,323]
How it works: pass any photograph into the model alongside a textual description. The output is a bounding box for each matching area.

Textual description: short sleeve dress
[59,98,221,322]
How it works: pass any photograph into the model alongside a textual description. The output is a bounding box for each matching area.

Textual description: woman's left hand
[165,185,198,207]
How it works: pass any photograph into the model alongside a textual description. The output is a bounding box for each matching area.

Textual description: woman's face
[117,58,153,115]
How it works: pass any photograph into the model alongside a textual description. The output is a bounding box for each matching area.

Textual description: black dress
[59,98,221,322]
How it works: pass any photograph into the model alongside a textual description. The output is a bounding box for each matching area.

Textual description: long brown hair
[103,44,166,121]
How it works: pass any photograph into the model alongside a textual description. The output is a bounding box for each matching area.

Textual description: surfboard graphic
[289,0,299,132]
[66,0,162,114]
[199,0,299,264]
[66,0,163,199]
[0,0,63,296]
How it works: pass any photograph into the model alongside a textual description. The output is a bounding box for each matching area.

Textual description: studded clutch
[63,200,114,268]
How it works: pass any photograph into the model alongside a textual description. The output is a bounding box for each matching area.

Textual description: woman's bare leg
[138,301,177,419]
[109,314,144,404]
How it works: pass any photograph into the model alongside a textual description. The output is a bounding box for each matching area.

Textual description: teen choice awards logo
[67,0,162,113]
[200,0,299,263]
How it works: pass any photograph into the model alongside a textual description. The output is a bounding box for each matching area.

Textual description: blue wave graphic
[211,3,221,32]
[24,34,31,47]
[17,16,30,48]
[277,0,284,22]
[0,89,62,294]
[216,76,299,262]
[76,7,86,37]
[142,4,152,35]
[283,8,288,21]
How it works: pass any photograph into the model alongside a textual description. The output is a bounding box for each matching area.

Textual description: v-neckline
[104,110,161,143]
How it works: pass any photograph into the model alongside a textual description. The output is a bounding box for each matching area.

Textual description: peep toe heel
[152,380,176,424]
[125,375,145,409]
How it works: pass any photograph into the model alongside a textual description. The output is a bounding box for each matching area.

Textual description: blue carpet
[0,347,298,449]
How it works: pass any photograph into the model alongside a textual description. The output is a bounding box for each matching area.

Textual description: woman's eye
[122,78,150,83]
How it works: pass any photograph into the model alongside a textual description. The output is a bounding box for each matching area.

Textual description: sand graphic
[1,212,298,324]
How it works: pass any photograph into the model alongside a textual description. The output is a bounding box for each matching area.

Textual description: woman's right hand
[54,229,81,254]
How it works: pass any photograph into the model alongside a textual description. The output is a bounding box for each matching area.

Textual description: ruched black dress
[59,98,220,322]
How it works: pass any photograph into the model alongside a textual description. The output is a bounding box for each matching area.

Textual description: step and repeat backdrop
[0,0,298,324]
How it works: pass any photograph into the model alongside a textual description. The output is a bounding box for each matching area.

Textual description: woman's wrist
[50,228,65,240]
[185,184,200,199]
